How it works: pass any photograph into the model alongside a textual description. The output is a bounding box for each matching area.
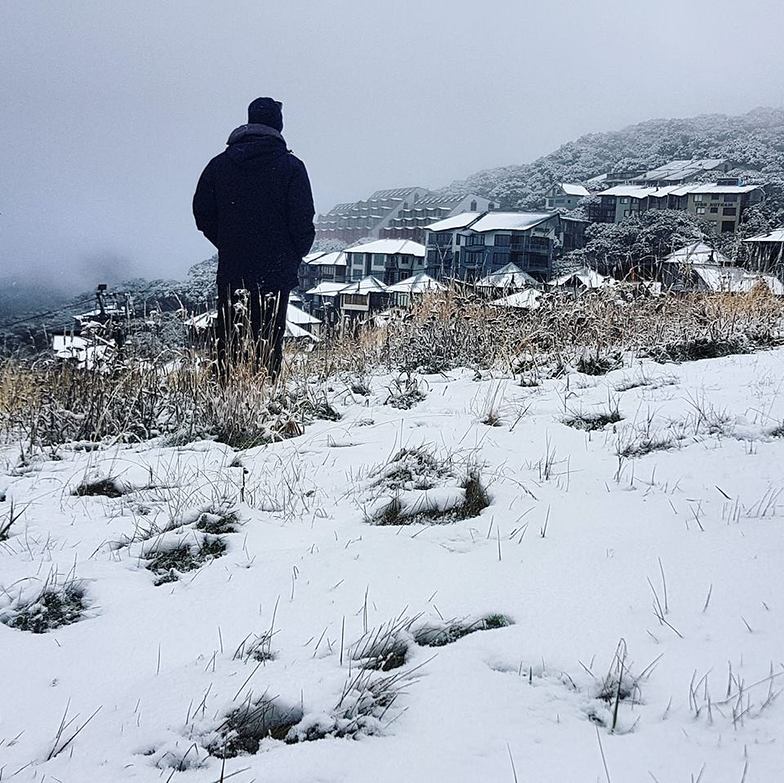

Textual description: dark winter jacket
[192,124,315,290]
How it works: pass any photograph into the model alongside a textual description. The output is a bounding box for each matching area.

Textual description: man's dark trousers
[216,281,289,382]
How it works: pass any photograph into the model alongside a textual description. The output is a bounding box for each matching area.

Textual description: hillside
[2,344,784,782]
[448,107,784,215]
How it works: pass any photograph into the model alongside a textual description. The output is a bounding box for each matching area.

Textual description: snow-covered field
[2,349,784,782]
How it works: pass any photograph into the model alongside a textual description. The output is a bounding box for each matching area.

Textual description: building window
[494,234,510,246]
[721,220,735,233]
[724,194,737,203]
[620,197,629,204]
[694,194,704,202]
[470,200,477,211]
[456,234,461,245]
[696,207,705,215]
[709,207,718,213]
[723,207,737,216]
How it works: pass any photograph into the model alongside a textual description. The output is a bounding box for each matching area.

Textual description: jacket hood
[225,124,287,162]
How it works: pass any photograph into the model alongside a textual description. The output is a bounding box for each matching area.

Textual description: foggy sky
[2,0,784,290]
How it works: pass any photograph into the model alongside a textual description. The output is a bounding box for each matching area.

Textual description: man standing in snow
[193,97,315,381]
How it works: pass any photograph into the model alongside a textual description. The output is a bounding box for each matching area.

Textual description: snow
[662,242,730,266]
[339,275,389,294]
[3,349,784,781]
[469,211,554,233]
[476,263,538,289]
[597,183,760,199]
[308,251,348,267]
[387,273,446,294]
[559,183,590,197]
[182,305,321,331]
[549,266,612,289]
[489,289,542,309]
[692,266,784,295]
[424,212,483,232]
[345,240,426,258]
[286,304,320,326]
[284,321,319,341]
[305,282,347,297]
[745,228,784,244]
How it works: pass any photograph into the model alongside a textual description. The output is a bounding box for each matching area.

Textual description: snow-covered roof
[387,273,446,294]
[598,183,761,199]
[308,250,348,267]
[345,239,426,258]
[637,159,727,182]
[490,289,542,310]
[560,183,590,197]
[285,321,319,341]
[184,305,321,330]
[744,228,784,243]
[693,266,784,295]
[686,184,761,195]
[425,212,483,232]
[185,311,217,329]
[303,251,327,264]
[286,304,321,326]
[549,266,611,289]
[305,282,347,296]
[469,212,555,233]
[339,276,389,295]
[597,185,680,199]
[476,263,538,289]
[663,242,731,266]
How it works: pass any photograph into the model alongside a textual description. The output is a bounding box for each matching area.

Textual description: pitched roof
[425,212,483,232]
[346,239,426,257]
[305,282,347,296]
[490,289,542,310]
[308,250,348,267]
[692,266,784,295]
[549,266,611,289]
[469,211,556,233]
[387,273,446,294]
[598,183,762,199]
[663,242,731,266]
[476,263,538,289]
[637,159,727,182]
[744,228,784,243]
[286,304,321,325]
[285,321,319,341]
[340,276,389,295]
[560,183,590,197]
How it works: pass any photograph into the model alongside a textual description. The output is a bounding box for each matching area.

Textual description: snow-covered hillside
[2,349,784,782]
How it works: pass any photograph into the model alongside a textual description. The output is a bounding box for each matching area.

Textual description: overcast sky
[2,0,784,290]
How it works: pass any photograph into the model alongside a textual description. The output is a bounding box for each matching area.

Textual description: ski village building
[344,239,426,285]
[588,179,764,233]
[544,183,590,211]
[423,211,564,281]
[314,187,494,245]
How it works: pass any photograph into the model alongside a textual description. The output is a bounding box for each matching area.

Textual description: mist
[2,0,784,294]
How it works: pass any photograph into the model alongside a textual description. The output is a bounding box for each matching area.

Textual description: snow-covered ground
[2,349,784,782]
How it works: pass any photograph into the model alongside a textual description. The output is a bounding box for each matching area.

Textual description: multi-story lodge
[424,211,563,281]
[298,250,348,291]
[344,239,426,285]
[588,179,764,233]
[315,187,493,245]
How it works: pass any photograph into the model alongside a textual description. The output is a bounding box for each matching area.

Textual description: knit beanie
[247,97,283,131]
